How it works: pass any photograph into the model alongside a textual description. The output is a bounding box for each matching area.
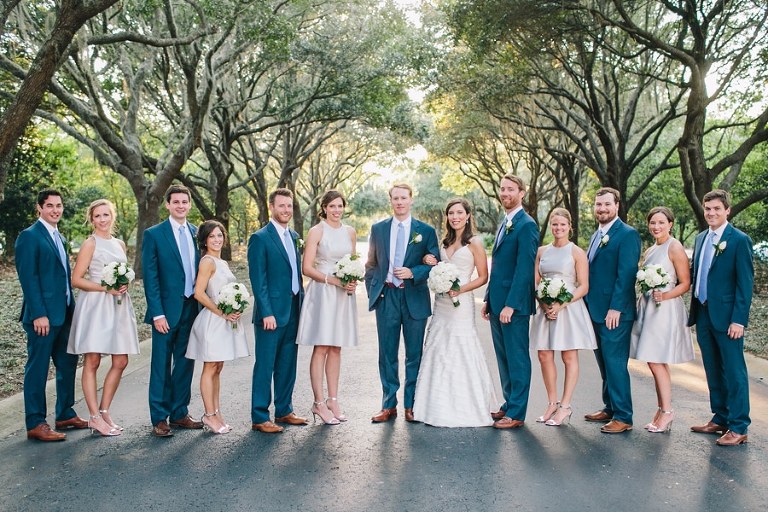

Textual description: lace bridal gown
[412,244,497,427]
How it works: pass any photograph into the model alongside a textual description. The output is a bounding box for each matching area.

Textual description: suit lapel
[595,219,622,258]
[403,218,419,261]
[161,220,184,267]
[692,231,706,277]
[710,224,733,272]
[267,223,290,264]
[381,218,393,265]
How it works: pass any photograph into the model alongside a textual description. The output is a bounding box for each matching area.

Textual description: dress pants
[489,313,531,420]
[592,320,633,424]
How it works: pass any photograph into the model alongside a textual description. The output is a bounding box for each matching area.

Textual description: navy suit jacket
[248,223,304,327]
[15,220,75,326]
[688,224,753,331]
[586,219,641,323]
[142,219,199,327]
[484,209,538,316]
[364,217,439,319]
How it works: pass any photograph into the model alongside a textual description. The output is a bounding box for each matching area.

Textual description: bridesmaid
[529,208,596,426]
[630,207,693,433]
[186,220,250,434]
[296,190,359,425]
[68,199,140,436]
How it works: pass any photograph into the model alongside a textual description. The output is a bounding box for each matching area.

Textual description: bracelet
[324,274,329,285]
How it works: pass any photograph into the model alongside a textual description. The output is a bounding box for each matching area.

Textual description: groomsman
[143,184,203,436]
[481,174,539,429]
[16,189,87,441]
[248,188,308,433]
[688,189,754,446]
[584,187,641,433]
[365,184,439,423]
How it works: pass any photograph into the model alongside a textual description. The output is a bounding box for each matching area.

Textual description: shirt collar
[709,222,728,240]
[505,207,522,221]
[392,215,412,228]
[169,216,188,232]
[270,219,290,237]
[599,217,619,233]
[37,218,58,236]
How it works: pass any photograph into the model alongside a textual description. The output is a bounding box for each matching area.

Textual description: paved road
[1,287,767,512]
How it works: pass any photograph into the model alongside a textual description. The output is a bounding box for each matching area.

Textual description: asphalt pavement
[1,286,767,512]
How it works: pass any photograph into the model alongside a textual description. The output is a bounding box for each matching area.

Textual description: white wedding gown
[412,245,497,427]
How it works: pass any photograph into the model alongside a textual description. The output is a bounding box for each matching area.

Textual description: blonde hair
[85,199,117,235]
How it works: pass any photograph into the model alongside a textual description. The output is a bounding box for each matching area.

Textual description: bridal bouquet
[216,282,250,329]
[536,277,573,307]
[636,264,670,307]
[101,261,136,304]
[334,253,365,296]
[427,262,461,307]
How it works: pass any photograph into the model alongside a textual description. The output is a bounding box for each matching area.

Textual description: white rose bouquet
[427,261,461,307]
[334,253,365,296]
[636,264,670,307]
[536,277,573,309]
[216,282,250,329]
[101,261,136,304]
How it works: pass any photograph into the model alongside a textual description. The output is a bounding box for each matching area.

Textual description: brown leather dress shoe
[371,408,397,423]
[27,423,66,442]
[252,421,284,433]
[490,410,506,420]
[690,421,728,435]
[493,417,524,429]
[584,410,612,422]
[716,430,748,446]
[601,420,633,433]
[55,416,89,430]
[404,408,416,422]
[274,412,308,425]
[169,415,204,429]
[152,420,174,437]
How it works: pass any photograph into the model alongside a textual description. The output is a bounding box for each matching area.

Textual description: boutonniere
[409,232,422,245]
[296,238,305,250]
[599,234,610,248]
[714,240,726,256]
[505,218,514,235]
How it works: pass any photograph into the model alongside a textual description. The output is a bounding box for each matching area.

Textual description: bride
[412,198,498,427]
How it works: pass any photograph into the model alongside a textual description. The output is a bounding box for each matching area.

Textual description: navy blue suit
[585,219,641,424]
[142,219,199,425]
[15,220,78,430]
[248,222,304,423]
[484,210,539,420]
[364,217,438,409]
[688,224,753,434]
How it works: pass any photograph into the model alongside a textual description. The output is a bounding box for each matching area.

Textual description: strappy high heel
[326,397,348,422]
[644,407,661,430]
[201,412,229,434]
[215,409,232,431]
[536,402,560,423]
[311,401,340,425]
[545,404,573,426]
[99,409,123,431]
[89,414,121,437]
[648,409,674,433]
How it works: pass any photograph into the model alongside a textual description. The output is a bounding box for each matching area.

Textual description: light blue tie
[178,225,195,297]
[587,229,603,262]
[53,229,70,304]
[283,229,299,294]
[392,222,406,287]
[495,216,507,247]
[697,231,716,303]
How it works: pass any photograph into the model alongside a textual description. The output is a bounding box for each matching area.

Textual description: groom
[248,188,308,433]
[365,183,438,423]
[482,174,538,429]
[688,189,754,446]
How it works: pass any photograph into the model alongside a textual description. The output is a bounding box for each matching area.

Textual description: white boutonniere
[410,232,422,245]
[599,234,610,248]
[714,240,726,256]
[505,218,514,235]
[296,238,305,250]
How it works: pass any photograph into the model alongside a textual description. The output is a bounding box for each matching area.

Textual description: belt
[384,282,405,289]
